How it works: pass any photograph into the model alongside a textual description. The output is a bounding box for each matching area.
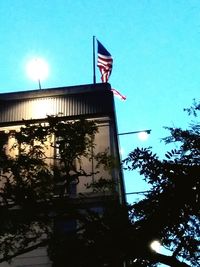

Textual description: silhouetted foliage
[0,116,106,264]
[0,101,199,267]
[123,100,200,266]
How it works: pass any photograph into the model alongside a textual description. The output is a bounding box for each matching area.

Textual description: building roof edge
[0,83,112,101]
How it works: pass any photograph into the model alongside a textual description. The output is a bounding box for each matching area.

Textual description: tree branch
[0,239,49,264]
[150,251,190,267]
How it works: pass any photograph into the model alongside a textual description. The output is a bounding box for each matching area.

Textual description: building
[0,83,125,267]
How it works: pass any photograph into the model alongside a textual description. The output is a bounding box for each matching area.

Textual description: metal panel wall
[0,89,114,124]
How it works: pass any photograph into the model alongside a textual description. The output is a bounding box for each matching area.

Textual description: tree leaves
[0,116,99,263]
[122,101,200,266]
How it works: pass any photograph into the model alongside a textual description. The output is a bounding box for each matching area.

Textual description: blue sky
[0,1,199,203]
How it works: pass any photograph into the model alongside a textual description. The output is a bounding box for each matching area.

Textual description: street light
[118,129,151,141]
[118,129,152,198]
[150,240,161,253]
[117,129,152,154]
[118,129,151,136]
[26,57,49,90]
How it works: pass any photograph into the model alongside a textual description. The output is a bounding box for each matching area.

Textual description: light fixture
[150,240,161,253]
[118,129,151,136]
[26,57,49,89]
[118,129,151,155]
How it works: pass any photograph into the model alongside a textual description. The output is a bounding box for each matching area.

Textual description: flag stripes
[95,38,126,101]
[97,40,113,83]
[111,89,126,101]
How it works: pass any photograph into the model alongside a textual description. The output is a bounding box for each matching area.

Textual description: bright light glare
[32,98,54,118]
[137,131,149,141]
[150,240,161,253]
[119,147,125,156]
[26,58,49,81]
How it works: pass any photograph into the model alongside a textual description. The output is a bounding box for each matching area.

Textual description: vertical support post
[38,79,42,90]
[93,36,96,84]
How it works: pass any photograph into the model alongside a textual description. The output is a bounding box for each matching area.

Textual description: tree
[0,115,116,265]
[122,100,200,266]
[0,101,199,267]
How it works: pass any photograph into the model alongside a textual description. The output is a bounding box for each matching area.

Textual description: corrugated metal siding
[0,90,114,123]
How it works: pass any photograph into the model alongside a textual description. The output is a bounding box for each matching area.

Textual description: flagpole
[38,79,42,90]
[93,36,96,84]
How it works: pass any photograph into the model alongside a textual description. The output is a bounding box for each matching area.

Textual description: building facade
[0,83,125,267]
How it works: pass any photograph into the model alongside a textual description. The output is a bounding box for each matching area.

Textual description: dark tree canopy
[123,100,200,266]
[0,116,101,264]
[0,101,199,267]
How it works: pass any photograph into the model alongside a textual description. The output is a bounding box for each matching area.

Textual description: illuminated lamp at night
[118,129,151,141]
[26,57,49,89]
[137,130,150,141]
[118,129,151,156]
[150,240,161,253]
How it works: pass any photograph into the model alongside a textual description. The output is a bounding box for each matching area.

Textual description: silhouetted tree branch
[0,102,199,267]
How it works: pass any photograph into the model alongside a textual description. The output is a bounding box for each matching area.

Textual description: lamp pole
[118,129,151,136]
[117,129,152,197]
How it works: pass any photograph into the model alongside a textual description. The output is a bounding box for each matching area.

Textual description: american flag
[97,40,113,83]
[111,88,126,101]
